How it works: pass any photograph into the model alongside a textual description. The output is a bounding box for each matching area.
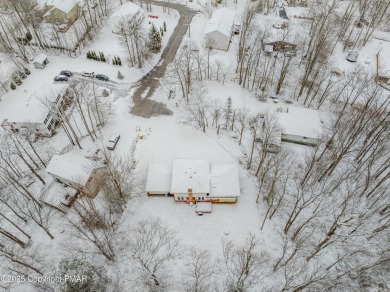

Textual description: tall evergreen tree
[148,23,162,53]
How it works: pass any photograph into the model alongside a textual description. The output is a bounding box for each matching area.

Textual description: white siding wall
[281,133,319,146]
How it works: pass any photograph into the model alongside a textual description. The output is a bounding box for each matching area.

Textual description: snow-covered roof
[34,53,48,64]
[205,8,235,37]
[40,179,77,207]
[196,202,212,213]
[110,2,142,20]
[46,153,98,185]
[171,159,210,194]
[209,164,240,198]
[145,163,172,193]
[45,0,79,13]
[9,84,68,124]
[279,107,322,139]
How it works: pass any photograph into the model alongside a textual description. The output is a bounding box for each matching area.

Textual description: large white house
[146,159,240,203]
[1,84,69,137]
[279,107,322,146]
[205,8,235,51]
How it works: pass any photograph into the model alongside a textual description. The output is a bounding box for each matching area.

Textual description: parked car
[60,70,72,77]
[106,135,120,150]
[346,51,359,62]
[233,22,241,34]
[82,71,95,78]
[54,75,69,82]
[269,96,279,103]
[96,74,109,81]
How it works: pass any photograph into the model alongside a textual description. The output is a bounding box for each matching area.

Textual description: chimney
[187,187,194,203]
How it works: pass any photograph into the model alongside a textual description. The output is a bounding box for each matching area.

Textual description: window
[47,124,52,131]
[44,113,50,124]
[303,137,308,140]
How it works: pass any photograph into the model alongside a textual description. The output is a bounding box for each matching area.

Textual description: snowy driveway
[129,1,198,118]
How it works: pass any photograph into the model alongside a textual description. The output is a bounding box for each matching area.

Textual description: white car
[346,51,359,62]
[106,135,120,150]
[81,71,95,78]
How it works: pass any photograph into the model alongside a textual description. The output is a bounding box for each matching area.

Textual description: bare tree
[183,249,218,292]
[117,11,148,68]
[222,234,270,291]
[65,198,121,261]
[183,85,210,133]
[128,217,182,289]
[234,108,249,145]
[99,141,138,213]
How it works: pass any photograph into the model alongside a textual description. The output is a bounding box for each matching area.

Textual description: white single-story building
[146,159,240,204]
[171,159,210,202]
[279,107,322,146]
[205,7,235,51]
[145,163,172,195]
[109,2,143,34]
[33,53,49,69]
[45,153,104,198]
[1,84,69,137]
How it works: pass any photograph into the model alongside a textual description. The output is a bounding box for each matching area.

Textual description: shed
[279,107,322,146]
[205,8,235,51]
[196,202,212,213]
[263,41,297,54]
[33,53,49,69]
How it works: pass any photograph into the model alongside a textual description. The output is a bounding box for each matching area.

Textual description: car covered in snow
[106,134,120,150]
[82,71,95,78]
[346,51,359,62]
[60,70,72,77]
[269,96,279,103]
[54,75,69,82]
[96,74,109,81]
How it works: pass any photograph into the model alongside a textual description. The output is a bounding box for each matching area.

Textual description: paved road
[130,1,197,118]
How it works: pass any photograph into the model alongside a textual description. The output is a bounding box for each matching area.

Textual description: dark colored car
[60,70,72,77]
[96,74,109,81]
[54,75,69,82]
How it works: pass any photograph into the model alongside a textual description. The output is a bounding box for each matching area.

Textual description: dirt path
[130,1,197,118]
